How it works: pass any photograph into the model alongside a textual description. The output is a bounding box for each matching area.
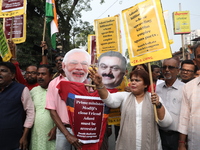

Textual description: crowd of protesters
[0,41,200,150]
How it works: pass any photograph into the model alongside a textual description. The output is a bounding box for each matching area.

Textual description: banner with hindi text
[122,0,172,66]
[94,15,122,58]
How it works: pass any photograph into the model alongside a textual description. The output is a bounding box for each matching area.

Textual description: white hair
[63,48,91,65]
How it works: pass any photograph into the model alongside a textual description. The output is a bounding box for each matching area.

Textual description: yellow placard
[173,11,190,34]
[94,15,122,58]
[108,108,121,125]
[122,0,172,66]
[3,14,26,44]
[0,0,26,18]
[0,23,12,61]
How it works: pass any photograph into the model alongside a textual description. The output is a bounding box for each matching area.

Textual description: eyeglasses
[25,71,37,75]
[162,66,178,70]
[55,58,63,63]
[180,68,194,73]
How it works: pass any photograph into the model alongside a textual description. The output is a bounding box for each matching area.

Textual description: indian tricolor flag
[45,0,58,49]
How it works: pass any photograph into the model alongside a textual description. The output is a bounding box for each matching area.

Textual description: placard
[122,0,172,66]
[94,15,122,58]
[0,0,26,17]
[3,14,26,44]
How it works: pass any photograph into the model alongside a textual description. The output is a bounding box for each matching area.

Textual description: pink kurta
[178,77,200,150]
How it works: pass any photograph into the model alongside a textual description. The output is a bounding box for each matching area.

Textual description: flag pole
[10,17,15,57]
[10,17,14,40]
[42,17,46,55]
[148,63,158,122]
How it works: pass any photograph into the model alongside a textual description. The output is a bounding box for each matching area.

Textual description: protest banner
[0,23,12,61]
[3,14,26,44]
[94,15,122,58]
[87,34,97,64]
[57,81,118,150]
[173,11,190,34]
[68,94,104,144]
[0,0,26,18]
[122,0,172,66]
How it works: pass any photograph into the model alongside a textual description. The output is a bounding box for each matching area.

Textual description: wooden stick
[85,84,96,92]
[10,17,14,40]
[148,63,158,122]
[85,84,96,88]
[9,17,16,58]
[42,17,46,55]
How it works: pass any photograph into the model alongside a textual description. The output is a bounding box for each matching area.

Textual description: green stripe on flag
[51,33,56,49]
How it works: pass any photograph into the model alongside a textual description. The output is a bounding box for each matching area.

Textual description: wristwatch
[156,102,162,109]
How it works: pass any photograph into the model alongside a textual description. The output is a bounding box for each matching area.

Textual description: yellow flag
[0,23,12,61]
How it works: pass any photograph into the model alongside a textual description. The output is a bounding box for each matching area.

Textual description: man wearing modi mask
[46,49,91,150]
[62,49,91,83]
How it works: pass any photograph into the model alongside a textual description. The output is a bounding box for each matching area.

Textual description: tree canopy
[17,0,104,69]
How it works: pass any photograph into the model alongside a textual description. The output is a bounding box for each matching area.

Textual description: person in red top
[16,64,39,90]
[9,40,48,90]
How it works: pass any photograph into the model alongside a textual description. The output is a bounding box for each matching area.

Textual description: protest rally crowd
[1,0,200,149]
[0,39,200,150]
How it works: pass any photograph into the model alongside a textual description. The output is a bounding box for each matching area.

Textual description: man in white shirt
[156,57,184,150]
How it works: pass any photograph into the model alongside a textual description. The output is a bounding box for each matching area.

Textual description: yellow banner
[94,15,122,58]
[122,0,172,66]
[173,11,190,34]
[108,108,121,125]
[3,14,26,44]
[0,23,12,62]
[0,0,26,18]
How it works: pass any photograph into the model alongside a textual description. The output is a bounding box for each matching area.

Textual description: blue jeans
[56,127,73,150]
